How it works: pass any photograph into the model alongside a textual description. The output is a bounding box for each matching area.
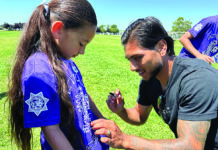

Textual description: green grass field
[0,31,217,150]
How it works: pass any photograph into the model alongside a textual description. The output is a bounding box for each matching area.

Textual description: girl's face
[55,24,96,59]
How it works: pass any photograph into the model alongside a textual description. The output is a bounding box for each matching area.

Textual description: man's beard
[144,62,163,82]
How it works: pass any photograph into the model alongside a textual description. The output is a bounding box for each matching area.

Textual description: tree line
[0,22,120,34]
[0,17,192,33]
[1,22,25,30]
[96,24,120,34]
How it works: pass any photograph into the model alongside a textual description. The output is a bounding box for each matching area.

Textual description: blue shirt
[22,51,109,150]
[179,15,218,58]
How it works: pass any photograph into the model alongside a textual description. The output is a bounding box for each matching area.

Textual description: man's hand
[106,89,152,125]
[91,119,128,149]
[106,89,125,114]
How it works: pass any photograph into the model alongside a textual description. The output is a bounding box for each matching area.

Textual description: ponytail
[8,5,47,150]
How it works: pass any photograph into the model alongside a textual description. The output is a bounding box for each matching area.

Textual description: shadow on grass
[0,92,7,100]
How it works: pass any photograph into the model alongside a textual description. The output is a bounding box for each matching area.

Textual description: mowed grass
[0,31,217,150]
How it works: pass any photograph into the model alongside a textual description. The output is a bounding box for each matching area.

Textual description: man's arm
[107,89,152,125]
[41,124,74,150]
[116,103,152,125]
[123,120,210,150]
[91,119,210,150]
[180,31,214,63]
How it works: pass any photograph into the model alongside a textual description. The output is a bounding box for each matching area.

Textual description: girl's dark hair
[8,0,97,150]
[121,16,175,56]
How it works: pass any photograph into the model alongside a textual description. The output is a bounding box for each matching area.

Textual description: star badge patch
[25,92,49,116]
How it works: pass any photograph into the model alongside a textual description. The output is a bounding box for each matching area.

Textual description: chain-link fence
[168,32,185,40]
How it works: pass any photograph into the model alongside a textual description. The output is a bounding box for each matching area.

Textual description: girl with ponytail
[8,0,109,149]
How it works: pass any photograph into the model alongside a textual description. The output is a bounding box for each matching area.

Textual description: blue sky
[1,0,218,31]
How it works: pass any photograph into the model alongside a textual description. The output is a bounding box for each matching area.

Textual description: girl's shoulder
[22,51,55,82]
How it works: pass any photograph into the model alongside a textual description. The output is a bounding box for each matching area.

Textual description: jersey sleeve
[189,18,210,38]
[178,69,218,121]
[22,72,61,128]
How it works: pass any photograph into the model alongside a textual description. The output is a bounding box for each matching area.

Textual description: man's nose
[130,61,138,71]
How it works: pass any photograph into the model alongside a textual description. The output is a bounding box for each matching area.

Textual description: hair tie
[41,0,49,19]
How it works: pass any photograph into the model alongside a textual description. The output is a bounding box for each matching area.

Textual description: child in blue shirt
[179,15,218,64]
[8,0,109,150]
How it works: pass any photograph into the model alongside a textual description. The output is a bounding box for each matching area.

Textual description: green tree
[3,22,11,30]
[99,25,106,33]
[171,17,192,32]
[110,24,119,34]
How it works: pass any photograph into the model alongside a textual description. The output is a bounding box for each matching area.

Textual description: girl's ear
[51,21,64,39]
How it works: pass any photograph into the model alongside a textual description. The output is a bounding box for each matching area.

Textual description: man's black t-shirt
[137,57,218,149]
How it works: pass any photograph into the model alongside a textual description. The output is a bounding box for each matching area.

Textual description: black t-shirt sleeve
[137,78,163,106]
[178,69,218,121]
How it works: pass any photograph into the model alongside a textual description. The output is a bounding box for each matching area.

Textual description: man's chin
[142,64,162,82]
[142,74,157,82]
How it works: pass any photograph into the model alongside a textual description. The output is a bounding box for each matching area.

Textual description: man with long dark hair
[91,17,218,150]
